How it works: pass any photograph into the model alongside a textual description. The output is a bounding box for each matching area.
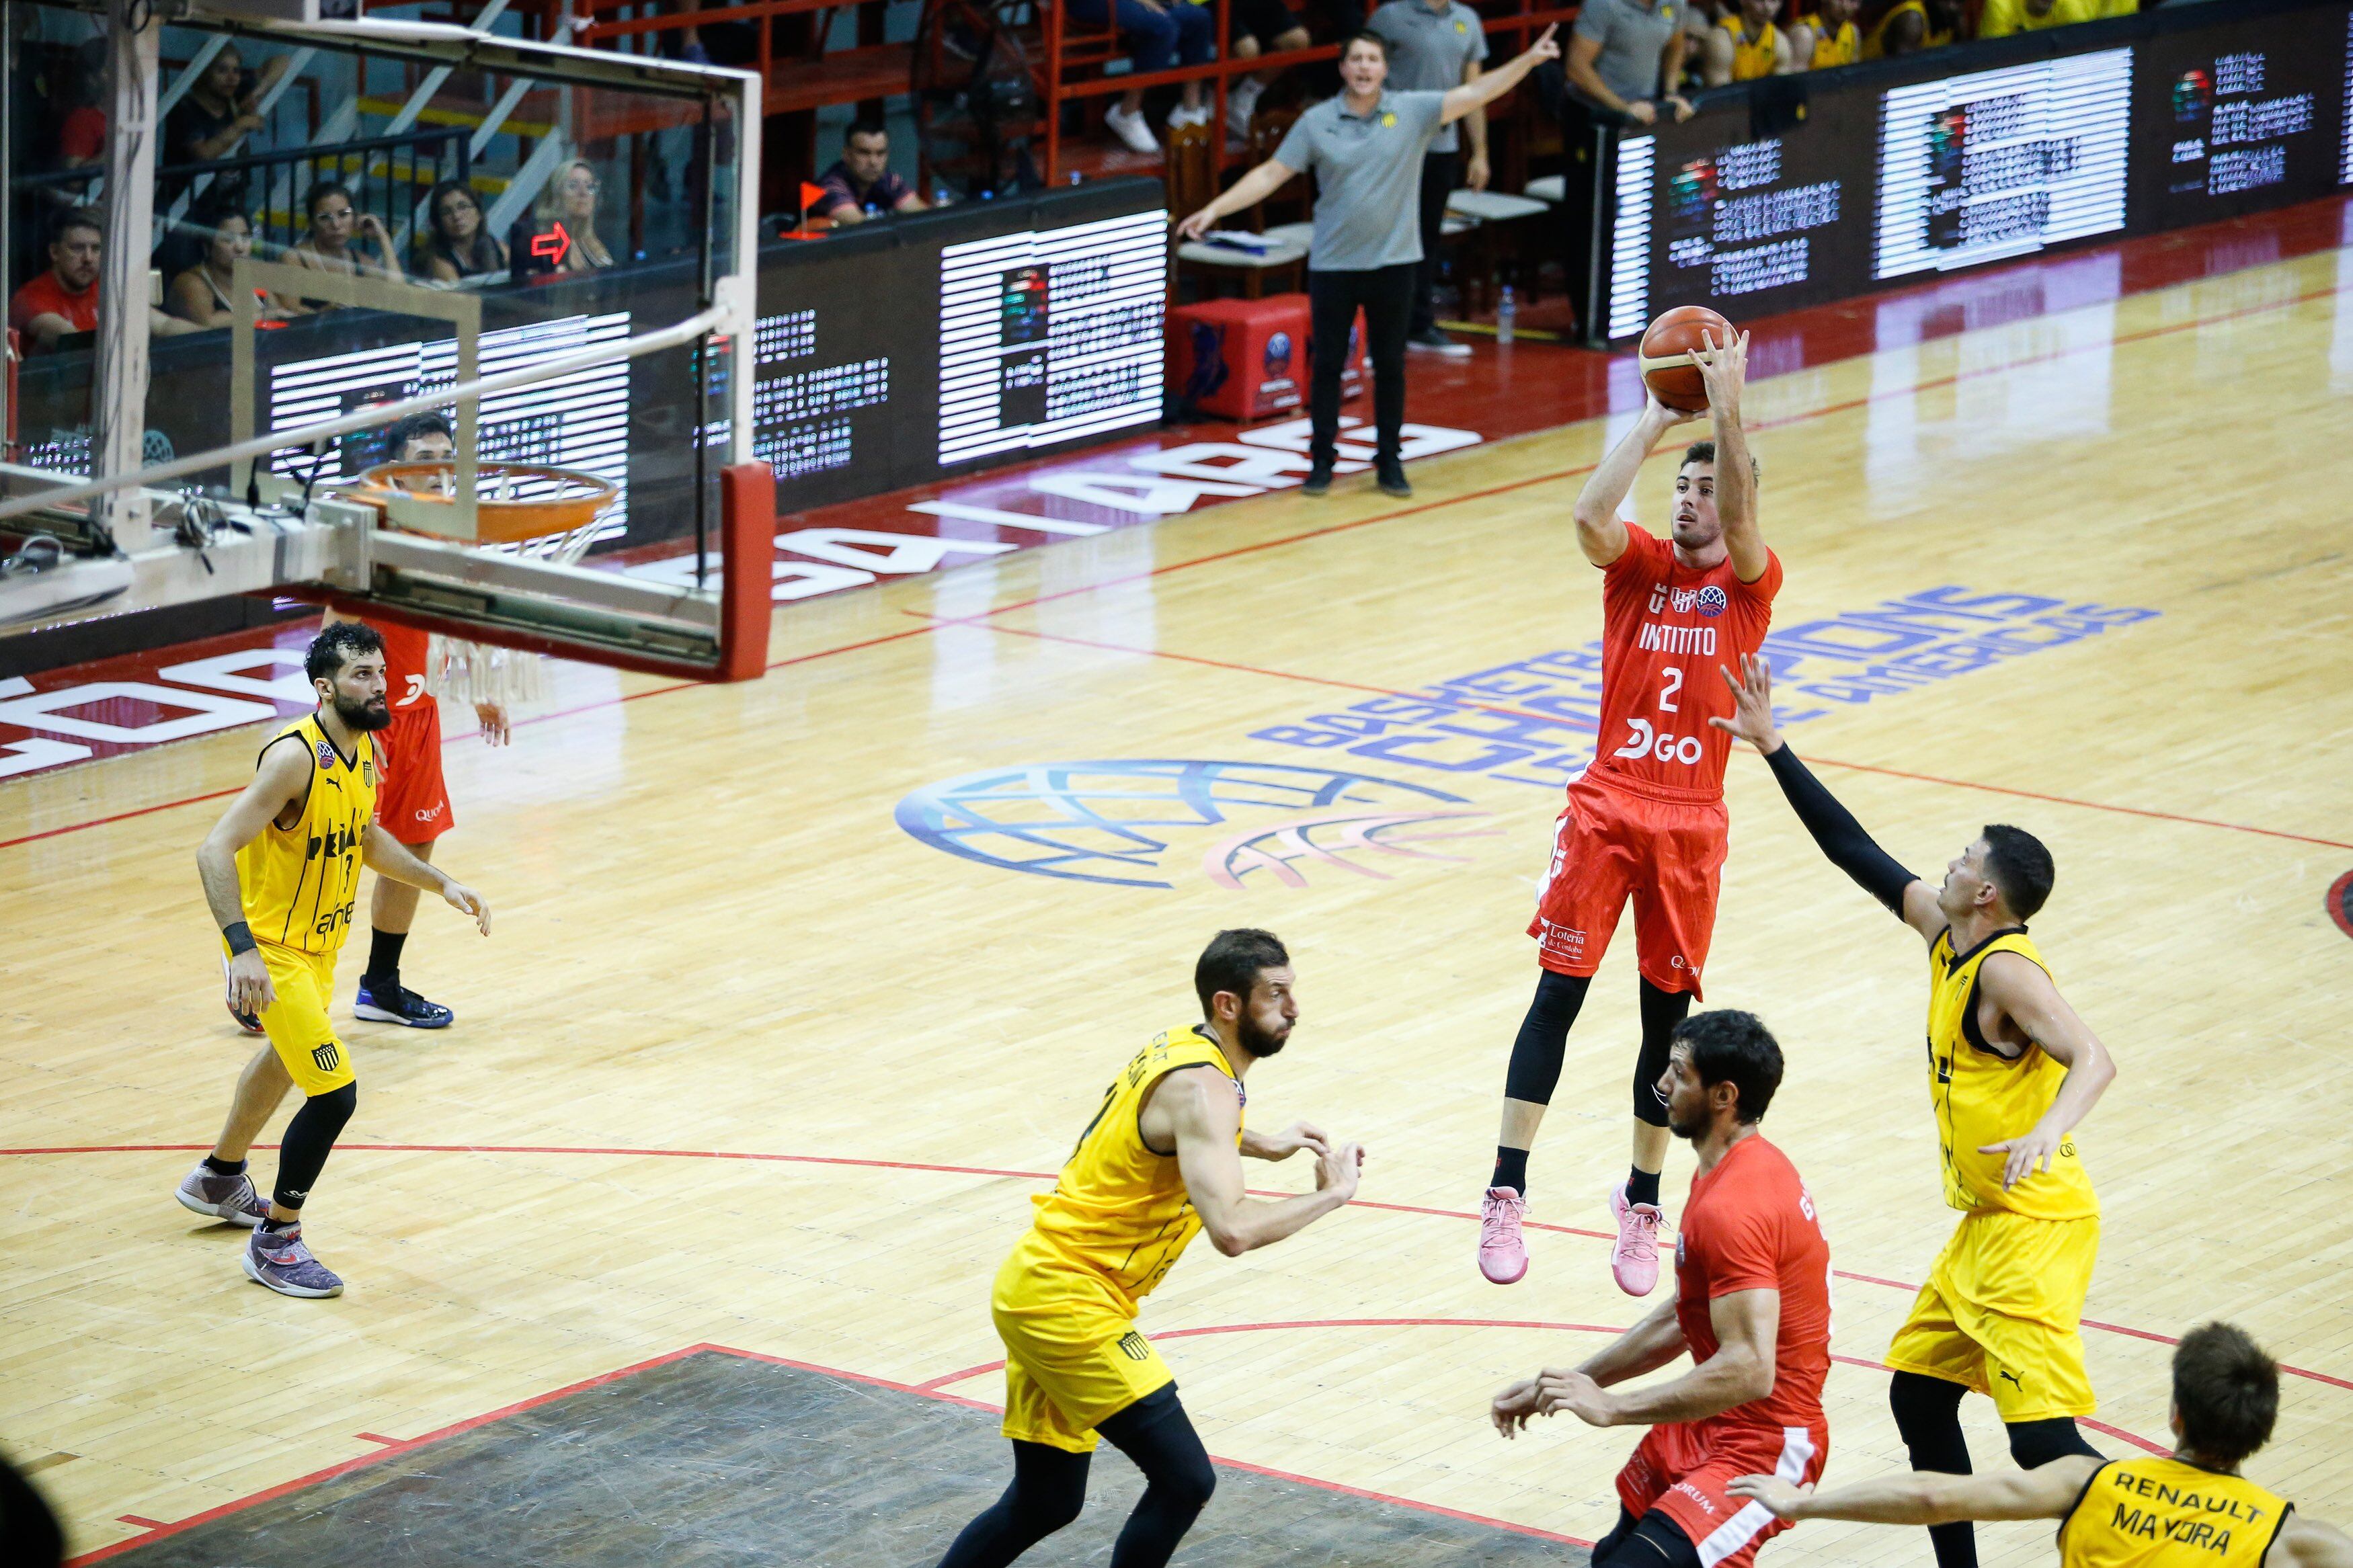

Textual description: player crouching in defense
[1730,1322,2353,1568]
[1492,1011,1832,1568]
[934,929,1362,1568]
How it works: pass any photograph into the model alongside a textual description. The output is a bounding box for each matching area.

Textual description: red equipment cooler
[1166,294,1363,421]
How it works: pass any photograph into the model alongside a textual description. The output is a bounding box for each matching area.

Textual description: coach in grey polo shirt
[1177,26,1558,497]
[1367,0,1491,353]
[1568,0,1696,123]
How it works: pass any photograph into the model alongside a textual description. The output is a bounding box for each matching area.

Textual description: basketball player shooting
[1712,652,2119,1568]
[1480,329,1785,1296]
[1491,1011,1833,1568]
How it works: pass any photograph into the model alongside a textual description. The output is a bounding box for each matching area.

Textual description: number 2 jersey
[1586,522,1784,804]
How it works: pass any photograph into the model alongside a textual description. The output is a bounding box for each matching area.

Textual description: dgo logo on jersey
[1696,586,1727,618]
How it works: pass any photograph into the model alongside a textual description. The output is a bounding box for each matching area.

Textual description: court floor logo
[894,759,1496,890]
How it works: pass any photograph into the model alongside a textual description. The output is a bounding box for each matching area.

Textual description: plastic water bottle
[1069,170,1083,185]
[1497,285,1517,347]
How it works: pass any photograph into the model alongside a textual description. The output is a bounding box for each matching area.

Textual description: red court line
[352,1433,404,1446]
[17,1137,2347,1394]
[937,616,2351,852]
[64,1339,1591,1562]
[9,272,2347,855]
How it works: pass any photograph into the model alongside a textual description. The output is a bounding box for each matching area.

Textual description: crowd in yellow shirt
[1687,0,2137,85]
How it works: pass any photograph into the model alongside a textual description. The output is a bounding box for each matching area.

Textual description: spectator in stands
[1207,0,1313,137]
[1176,26,1562,499]
[419,180,509,282]
[1978,0,2133,36]
[165,202,285,327]
[1672,0,1722,92]
[1790,0,1860,67]
[9,207,198,352]
[1702,0,1792,83]
[276,181,405,312]
[55,38,108,169]
[527,159,616,272]
[164,43,289,165]
[816,119,928,224]
[1366,0,1489,360]
[1863,0,1960,56]
[1068,0,1214,155]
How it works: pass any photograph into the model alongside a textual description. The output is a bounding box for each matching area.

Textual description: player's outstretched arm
[1973,955,2115,1189]
[197,737,315,1017]
[1693,331,1769,584]
[1542,1286,1779,1428]
[1493,1294,1690,1438]
[1710,655,1940,940]
[2274,1515,2353,1568]
[1164,1070,1359,1255]
[361,822,491,935]
[1729,1454,2094,1526]
[1572,392,1697,567]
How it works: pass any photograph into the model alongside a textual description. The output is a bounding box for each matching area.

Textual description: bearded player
[1492,1010,1831,1568]
[1713,652,2118,1568]
[935,930,1362,1568]
[1480,329,1784,1296]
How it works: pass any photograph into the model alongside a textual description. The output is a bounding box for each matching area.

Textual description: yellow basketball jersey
[1863,0,1952,57]
[1718,15,1780,81]
[1926,927,2098,1220]
[238,714,377,956]
[2060,1458,2291,1568]
[1802,15,1858,66]
[1024,1024,1242,1309]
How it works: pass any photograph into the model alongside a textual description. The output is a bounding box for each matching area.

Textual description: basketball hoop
[348,461,621,544]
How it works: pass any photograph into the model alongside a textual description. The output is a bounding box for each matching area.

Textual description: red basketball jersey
[1587,524,1782,802]
[374,620,434,718]
[1673,1132,1833,1432]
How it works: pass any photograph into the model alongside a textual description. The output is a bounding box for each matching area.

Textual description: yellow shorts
[1886,1208,2100,1421]
[229,940,356,1096]
[991,1243,1174,1453]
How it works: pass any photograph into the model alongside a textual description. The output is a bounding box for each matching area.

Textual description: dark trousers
[1410,149,1458,336]
[1308,261,1417,468]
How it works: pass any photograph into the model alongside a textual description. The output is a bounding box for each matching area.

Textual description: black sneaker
[1302,464,1333,497]
[1406,327,1471,358]
[1377,459,1412,497]
[354,979,454,1029]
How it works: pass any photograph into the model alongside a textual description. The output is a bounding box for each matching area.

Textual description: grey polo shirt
[1274,89,1448,271]
[1365,0,1488,154]
[1571,0,1683,105]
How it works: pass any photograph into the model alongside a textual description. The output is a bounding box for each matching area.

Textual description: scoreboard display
[1598,0,2353,341]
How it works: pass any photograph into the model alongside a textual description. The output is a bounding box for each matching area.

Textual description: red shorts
[373,704,451,843]
[1526,778,1726,997]
[1617,1415,1828,1568]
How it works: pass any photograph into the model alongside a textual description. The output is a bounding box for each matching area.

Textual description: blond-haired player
[934,929,1362,1568]
[174,620,489,1298]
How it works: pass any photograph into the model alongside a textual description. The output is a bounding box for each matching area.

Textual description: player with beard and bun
[1479,329,1785,1297]
[1492,1011,1832,1568]
[935,930,1364,1568]
[174,621,491,1298]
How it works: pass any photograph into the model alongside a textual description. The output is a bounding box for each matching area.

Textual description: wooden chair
[1165,120,1307,299]
[1242,106,1311,235]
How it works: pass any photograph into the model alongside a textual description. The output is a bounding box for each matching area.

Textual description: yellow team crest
[1382,111,1398,126]
[1454,17,1467,29]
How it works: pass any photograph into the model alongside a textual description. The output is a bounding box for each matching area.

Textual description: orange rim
[350,461,621,544]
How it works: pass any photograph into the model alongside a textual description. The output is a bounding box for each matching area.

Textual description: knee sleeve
[273,1081,356,1211]
[1890,1371,1972,1471]
[2007,1418,2102,1470]
[1503,970,1591,1105]
[1632,981,1691,1126]
[1592,1511,1701,1568]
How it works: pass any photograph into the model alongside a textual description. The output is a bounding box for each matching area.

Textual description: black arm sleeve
[1763,744,1919,915]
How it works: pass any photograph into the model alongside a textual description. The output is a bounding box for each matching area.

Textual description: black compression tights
[1500,973,1690,1126]
[1889,1372,2103,1568]
[936,1386,1217,1568]
[273,1081,356,1211]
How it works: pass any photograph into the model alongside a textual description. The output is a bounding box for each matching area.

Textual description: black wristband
[223,921,257,956]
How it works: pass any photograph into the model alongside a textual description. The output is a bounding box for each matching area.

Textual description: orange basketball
[1638,306,1736,413]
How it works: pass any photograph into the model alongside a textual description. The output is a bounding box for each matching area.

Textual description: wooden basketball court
[4,238,2350,1566]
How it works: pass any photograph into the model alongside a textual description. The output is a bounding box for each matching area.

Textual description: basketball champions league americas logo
[894,760,1497,890]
